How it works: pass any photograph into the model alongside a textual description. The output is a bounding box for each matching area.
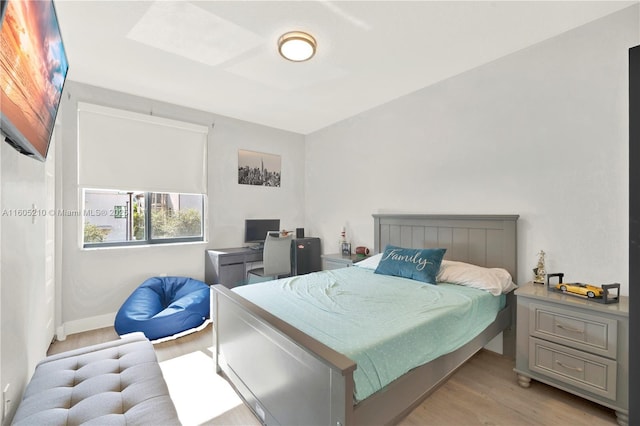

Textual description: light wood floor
[49,325,618,426]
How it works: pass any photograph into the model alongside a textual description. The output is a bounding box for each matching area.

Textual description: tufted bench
[12,332,180,425]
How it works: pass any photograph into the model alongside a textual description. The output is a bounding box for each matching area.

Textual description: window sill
[81,240,208,251]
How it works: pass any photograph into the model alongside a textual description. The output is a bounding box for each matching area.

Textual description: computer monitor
[244,219,280,245]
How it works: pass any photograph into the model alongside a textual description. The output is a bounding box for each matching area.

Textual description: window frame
[82,189,205,249]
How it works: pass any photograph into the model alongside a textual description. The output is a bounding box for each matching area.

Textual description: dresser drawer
[529,337,617,400]
[529,303,617,358]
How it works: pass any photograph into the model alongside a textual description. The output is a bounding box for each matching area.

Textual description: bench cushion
[12,333,179,425]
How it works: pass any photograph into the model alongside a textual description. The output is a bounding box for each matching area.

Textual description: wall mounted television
[244,219,280,246]
[0,0,69,162]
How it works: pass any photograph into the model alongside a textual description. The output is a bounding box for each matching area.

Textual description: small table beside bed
[211,214,519,426]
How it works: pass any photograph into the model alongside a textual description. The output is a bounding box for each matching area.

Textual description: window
[83,189,204,247]
[76,104,208,248]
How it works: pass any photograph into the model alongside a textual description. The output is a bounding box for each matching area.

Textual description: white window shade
[78,102,208,194]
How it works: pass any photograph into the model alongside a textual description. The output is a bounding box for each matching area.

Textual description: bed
[211,214,518,425]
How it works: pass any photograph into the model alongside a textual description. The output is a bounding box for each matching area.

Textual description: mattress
[233,266,505,401]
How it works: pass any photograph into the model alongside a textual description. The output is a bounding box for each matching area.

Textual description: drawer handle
[555,360,583,372]
[556,324,584,334]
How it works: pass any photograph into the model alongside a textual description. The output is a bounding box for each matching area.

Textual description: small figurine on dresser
[546,272,620,304]
[533,250,546,284]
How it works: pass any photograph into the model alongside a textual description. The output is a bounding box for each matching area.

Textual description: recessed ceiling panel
[225,51,347,91]
[54,0,637,134]
[127,1,264,67]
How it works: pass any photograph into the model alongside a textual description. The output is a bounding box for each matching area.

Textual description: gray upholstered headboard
[373,214,519,280]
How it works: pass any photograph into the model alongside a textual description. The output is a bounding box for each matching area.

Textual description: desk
[205,247,263,288]
[205,237,321,288]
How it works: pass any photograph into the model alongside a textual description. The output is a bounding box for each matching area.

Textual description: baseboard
[56,312,116,341]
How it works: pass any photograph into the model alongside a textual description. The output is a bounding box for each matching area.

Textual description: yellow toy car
[555,282,604,298]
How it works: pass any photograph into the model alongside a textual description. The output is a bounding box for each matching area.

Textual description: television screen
[0,0,69,161]
[245,219,280,244]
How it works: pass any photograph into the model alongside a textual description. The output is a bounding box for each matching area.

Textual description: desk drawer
[529,303,617,358]
[245,252,263,263]
[219,254,246,266]
[529,337,616,400]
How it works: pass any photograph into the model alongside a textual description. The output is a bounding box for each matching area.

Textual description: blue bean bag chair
[114,276,210,340]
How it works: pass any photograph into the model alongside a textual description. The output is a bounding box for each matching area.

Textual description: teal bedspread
[232,266,505,402]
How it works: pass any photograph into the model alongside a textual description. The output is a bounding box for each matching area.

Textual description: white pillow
[353,253,383,269]
[436,260,517,296]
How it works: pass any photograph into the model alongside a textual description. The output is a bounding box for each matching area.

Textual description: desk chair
[247,233,293,284]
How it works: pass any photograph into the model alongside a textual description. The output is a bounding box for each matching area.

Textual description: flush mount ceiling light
[278,31,317,62]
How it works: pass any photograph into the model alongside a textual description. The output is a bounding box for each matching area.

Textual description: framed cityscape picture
[238,149,281,187]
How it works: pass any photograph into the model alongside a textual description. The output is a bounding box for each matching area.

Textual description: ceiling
[54,1,636,135]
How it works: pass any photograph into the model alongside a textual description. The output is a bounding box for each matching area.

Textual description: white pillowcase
[356,255,517,295]
[436,260,517,296]
[353,253,383,269]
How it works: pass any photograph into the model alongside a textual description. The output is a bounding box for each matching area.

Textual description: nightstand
[321,253,363,270]
[514,282,629,425]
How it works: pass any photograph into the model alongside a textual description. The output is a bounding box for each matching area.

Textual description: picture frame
[341,242,351,256]
[238,149,281,187]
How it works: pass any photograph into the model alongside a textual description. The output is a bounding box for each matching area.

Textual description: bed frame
[211,214,518,426]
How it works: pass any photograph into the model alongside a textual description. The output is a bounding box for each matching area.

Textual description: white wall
[0,127,2,423]
[306,6,638,295]
[0,140,49,423]
[208,115,306,245]
[57,81,305,335]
